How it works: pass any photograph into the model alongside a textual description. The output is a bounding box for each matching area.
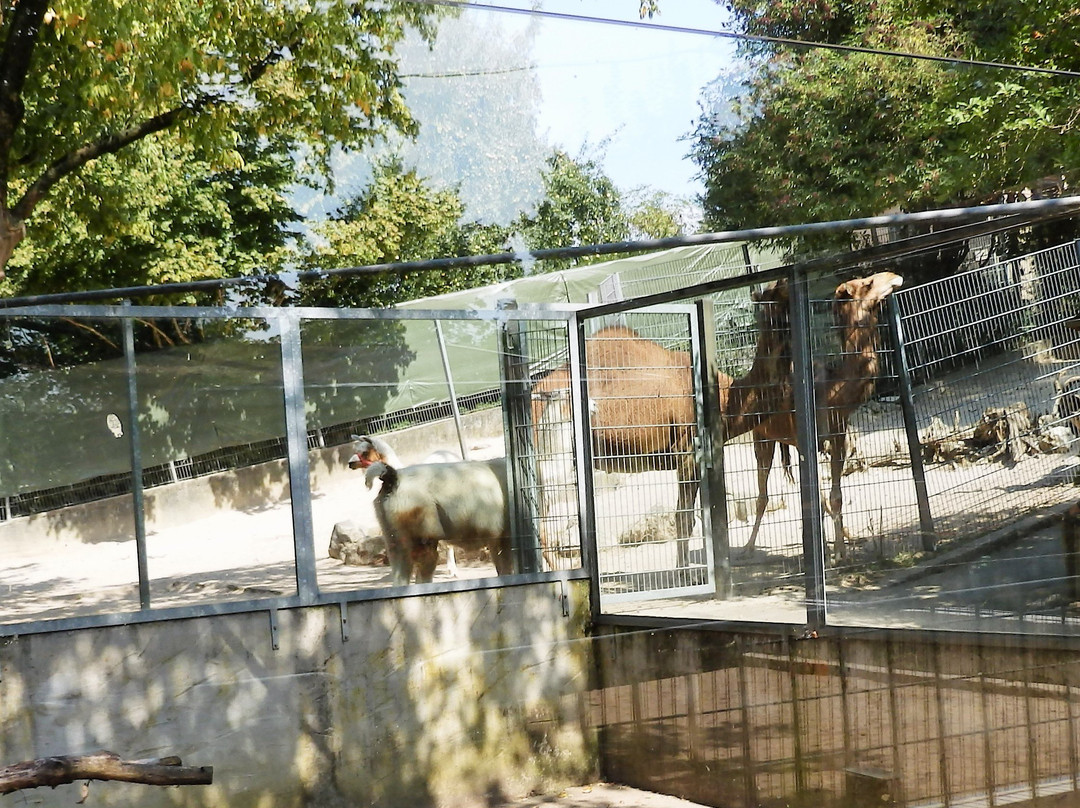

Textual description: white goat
[365,458,513,585]
[348,435,465,575]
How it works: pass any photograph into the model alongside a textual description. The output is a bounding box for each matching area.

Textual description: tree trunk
[0,751,213,794]
[0,206,25,278]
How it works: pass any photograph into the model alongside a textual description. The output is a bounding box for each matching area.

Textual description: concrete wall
[0,408,506,550]
[0,580,596,808]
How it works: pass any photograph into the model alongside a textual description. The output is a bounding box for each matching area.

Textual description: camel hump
[751,277,789,303]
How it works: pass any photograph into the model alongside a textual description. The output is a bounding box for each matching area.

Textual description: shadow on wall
[0,583,597,807]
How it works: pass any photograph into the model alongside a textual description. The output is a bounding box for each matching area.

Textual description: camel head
[833,271,903,330]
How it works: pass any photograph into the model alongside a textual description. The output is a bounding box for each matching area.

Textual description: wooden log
[0,751,213,795]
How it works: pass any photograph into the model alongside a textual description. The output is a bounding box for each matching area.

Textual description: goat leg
[413,544,439,583]
[385,536,413,586]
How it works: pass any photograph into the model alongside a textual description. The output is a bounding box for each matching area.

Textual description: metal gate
[572,303,727,606]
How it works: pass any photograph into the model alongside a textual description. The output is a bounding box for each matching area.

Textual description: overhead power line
[411,0,1080,80]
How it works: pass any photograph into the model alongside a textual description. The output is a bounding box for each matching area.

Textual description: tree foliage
[4,131,300,300]
[297,148,688,306]
[513,149,631,272]
[0,0,442,283]
[299,159,511,307]
[692,0,1080,234]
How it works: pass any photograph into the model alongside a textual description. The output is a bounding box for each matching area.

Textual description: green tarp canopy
[0,243,782,496]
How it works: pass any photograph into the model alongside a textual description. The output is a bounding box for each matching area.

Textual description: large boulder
[329,521,386,566]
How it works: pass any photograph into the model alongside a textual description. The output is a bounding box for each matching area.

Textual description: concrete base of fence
[0,580,596,808]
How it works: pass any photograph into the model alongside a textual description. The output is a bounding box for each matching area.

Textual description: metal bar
[1023,648,1038,802]
[885,639,904,798]
[685,672,701,764]
[122,307,151,610]
[0,302,578,322]
[497,301,541,574]
[694,298,731,599]
[433,319,470,459]
[279,313,319,604]
[1068,655,1079,793]
[339,601,350,642]
[570,312,602,621]
[736,637,758,805]
[933,642,951,807]
[886,295,936,550]
[4,198,1079,308]
[787,636,807,794]
[268,608,280,651]
[837,641,853,771]
[977,644,997,806]
[790,269,827,628]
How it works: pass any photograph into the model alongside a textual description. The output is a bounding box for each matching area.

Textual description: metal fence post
[497,301,542,574]
[279,312,318,604]
[886,294,936,550]
[122,303,150,609]
[790,269,827,627]
[570,312,602,620]
[694,298,731,599]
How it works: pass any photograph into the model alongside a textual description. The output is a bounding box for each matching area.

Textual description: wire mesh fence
[4,219,1080,634]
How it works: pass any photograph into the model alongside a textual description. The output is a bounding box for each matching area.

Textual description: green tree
[0,0,441,285]
[299,159,510,307]
[692,0,1080,234]
[625,188,692,240]
[4,130,300,301]
[514,149,631,271]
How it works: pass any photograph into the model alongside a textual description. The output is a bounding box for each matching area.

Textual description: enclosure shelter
[5,199,1080,807]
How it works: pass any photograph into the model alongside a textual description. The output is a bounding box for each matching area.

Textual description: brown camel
[532,280,793,568]
[743,271,903,559]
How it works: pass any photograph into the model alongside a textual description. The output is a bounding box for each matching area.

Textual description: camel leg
[673,429,700,568]
[828,432,847,560]
[744,436,777,554]
[675,472,699,568]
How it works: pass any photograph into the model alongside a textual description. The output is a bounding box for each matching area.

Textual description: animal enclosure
[2,208,1080,642]
[5,203,1080,808]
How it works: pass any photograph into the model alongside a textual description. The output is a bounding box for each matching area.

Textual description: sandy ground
[503,784,708,808]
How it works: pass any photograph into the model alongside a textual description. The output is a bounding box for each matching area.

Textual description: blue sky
[301,2,741,225]
[502,0,738,199]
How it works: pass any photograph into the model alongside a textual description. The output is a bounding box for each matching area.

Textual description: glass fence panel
[0,316,141,623]
[586,288,807,625]
[303,315,529,592]
[131,317,297,607]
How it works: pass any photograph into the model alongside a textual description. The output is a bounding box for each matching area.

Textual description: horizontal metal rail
[2,197,1079,309]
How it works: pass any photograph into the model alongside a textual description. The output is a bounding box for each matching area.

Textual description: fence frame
[5,197,1080,640]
